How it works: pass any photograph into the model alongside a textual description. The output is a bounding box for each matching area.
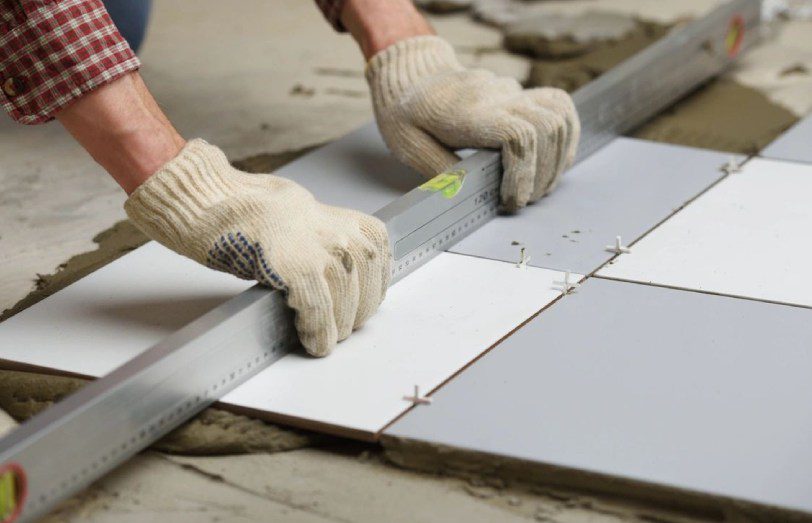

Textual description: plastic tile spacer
[605,236,631,255]
[403,385,432,407]
[554,270,580,295]
[516,247,531,269]
[721,156,741,174]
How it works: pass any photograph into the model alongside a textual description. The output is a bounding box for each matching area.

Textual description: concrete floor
[1,1,811,521]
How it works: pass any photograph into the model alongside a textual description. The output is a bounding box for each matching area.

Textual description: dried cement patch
[504,11,639,59]
[0,146,322,456]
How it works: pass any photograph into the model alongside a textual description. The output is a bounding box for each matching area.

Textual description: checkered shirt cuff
[0,0,140,124]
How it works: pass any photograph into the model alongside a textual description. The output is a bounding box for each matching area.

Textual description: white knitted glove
[367,36,580,211]
[124,140,391,357]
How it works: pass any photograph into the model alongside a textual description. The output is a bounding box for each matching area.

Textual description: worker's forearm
[56,72,186,194]
[341,0,434,60]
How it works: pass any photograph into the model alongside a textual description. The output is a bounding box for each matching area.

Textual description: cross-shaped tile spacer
[403,385,432,406]
[605,235,631,255]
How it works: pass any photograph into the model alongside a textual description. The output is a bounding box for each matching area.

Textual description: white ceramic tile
[223,253,573,434]
[0,242,573,436]
[598,158,812,308]
[0,242,252,376]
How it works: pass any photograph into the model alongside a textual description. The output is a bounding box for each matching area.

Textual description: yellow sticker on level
[725,14,745,58]
[419,169,466,199]
[0,469,17,520]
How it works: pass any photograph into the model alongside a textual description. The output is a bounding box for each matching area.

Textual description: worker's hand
[124,140,391,357]
[367,36,580,212]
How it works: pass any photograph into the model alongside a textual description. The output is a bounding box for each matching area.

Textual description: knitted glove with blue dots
[125,139,391,357]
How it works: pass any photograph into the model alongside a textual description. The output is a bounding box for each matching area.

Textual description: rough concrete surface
[38,448,724,523]
[525,19,670,91]
[729,19,812,116]
[504,11,638,58]
[41,453,334,523]
[521,14,807,154]
[1,0,811,521]
[630,17,811,153]
[471,0,725,27]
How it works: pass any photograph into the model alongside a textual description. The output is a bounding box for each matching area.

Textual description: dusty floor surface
[1,0,812,521]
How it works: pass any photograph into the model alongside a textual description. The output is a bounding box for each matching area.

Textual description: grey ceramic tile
[761,114,812,165]
[449,138,737,274]
[273,122,423,214]
[386,278,812,513]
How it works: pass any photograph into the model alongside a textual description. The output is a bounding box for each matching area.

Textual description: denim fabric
[104,0,152,53]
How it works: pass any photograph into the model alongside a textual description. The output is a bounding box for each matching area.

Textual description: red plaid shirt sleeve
[0,0,139,125]
[315,0,347,32]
